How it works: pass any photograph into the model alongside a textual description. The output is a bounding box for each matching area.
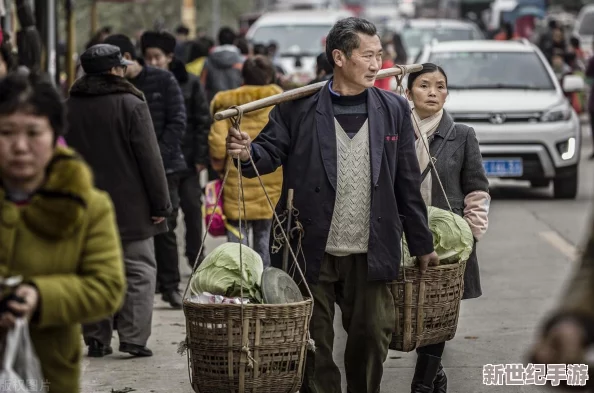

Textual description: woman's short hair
[407,63,448,90]
[0,72,67,140]
[242,55,275,86]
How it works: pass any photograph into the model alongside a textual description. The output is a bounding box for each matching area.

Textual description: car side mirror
[562,75,585,93]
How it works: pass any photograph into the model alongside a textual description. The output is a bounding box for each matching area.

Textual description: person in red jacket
[374,43,394,91]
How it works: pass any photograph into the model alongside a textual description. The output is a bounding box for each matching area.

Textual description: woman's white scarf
[412,108,444,205]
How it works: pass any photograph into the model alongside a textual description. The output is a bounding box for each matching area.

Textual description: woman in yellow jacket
[209,55,283,266]
[0,73,125,392]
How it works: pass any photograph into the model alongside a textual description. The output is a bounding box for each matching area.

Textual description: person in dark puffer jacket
[105,33,187,309]
[142,30,212,271]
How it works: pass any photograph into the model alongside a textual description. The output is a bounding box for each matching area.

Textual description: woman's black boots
[433,363,448,393]
[411,353,447,393]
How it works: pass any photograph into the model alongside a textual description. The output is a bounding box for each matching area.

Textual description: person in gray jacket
[67,44,172,358]
[405,63,491,393]
[200,26,243,102]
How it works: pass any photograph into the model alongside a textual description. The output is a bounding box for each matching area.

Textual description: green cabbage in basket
[189,242,263,302]
[401,206,474,267]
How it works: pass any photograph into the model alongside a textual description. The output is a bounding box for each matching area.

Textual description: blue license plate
[483,159,523,177]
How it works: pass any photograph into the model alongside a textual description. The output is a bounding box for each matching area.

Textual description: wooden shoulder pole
[213,63,423,121]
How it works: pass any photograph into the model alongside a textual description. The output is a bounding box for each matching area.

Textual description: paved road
[81,122,594,393]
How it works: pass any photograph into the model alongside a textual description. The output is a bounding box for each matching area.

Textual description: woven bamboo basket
[389,260,467,352]
[183,299,313,393]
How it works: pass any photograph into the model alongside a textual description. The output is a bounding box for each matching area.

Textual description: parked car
[245,9,355,86]
[414,39,585,199]
[387,18,484,63]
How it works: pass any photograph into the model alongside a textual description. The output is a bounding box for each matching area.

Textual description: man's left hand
[417,251,440,274]
[0,284,39,328]
[195,164,206,173]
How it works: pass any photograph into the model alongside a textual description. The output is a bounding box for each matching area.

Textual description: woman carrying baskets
[405,63,491,393]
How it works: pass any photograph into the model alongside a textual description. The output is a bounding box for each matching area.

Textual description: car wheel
[553,169,578,199]
[530,179,550,188]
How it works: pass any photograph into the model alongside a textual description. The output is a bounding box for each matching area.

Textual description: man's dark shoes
[162,290,183,309]
[87,338,112,358]
[119,342,153,357]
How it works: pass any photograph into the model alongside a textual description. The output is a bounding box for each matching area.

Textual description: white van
[245,9,355,85]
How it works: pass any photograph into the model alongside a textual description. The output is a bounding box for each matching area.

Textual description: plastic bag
[0,319,46,392]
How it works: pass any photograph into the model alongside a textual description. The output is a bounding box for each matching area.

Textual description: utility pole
[34,0,57,84]
[182,0,196,38]
[91,0,98,38]
[66,0,76,90]
[211,0,220,40]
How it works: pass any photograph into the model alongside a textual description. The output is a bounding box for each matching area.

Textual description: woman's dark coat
[427,111,489,299]
[239,83,435,283]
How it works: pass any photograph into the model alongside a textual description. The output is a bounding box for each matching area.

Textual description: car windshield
[250,25,331,56]
[578,11,594,35]
[428,51,555,90]
[401,27,476,54]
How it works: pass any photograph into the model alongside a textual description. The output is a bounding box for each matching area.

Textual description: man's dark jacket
[169,59,211,168]
[130,64,187,174]
[66,74,172,241]
[240,83,435,283]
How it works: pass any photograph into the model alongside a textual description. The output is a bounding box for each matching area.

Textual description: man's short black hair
[176,25,190,36]
[218,27,236,46]
[253,43,268,56]
[0,72,67,141]
[325,17,377,68]
[104,34,137,60]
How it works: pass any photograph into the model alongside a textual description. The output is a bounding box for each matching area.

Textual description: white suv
[414,40,585,199]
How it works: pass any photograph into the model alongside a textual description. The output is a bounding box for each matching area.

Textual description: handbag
[202,179,243,239]
[0,319,45,392]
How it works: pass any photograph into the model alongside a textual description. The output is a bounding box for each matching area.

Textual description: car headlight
[557,137,576,160]
[541,102,572,122]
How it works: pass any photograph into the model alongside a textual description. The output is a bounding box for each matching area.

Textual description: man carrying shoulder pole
[227,17,438,393]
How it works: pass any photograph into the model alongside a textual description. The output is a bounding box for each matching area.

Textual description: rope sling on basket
[182,107,315,393]
[388,68,467,353]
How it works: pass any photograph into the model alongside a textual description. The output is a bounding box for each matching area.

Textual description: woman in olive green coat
[0,73,126,392]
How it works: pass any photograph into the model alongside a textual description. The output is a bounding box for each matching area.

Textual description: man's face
[333,33,382,90]
[144,48,173,70]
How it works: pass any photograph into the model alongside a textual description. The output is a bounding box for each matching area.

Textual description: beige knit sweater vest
[325,118,371,256]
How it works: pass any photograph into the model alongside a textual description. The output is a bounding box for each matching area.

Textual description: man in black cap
[104,33,188,309]
[141,30,211,272]
[66,44,172,358]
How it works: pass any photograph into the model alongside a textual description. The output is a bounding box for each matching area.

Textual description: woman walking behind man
[405,63,491,392]
[208,55,283,266]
